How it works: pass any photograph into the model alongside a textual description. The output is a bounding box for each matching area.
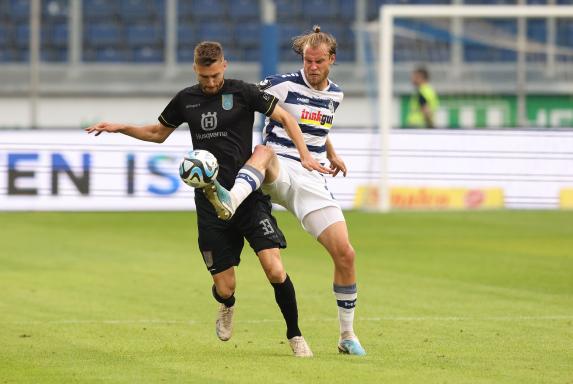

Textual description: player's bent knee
[214,284,235,299]
[264,264,286,283]
[252,144,273,160]
[334,244,355,270]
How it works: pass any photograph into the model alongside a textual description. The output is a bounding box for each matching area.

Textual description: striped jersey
[259,69,343,162]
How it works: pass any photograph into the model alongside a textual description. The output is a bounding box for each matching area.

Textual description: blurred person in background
[407,66,439,129]
[85,41,331,357]
[205,26,366,356]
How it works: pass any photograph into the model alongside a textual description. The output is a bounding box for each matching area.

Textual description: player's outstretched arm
[85,122,175,143]
[269,105,332,174]
[325,136,347,177]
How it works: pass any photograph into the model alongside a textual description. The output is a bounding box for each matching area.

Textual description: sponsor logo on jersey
[186,103,200,109]
[201,112,217,131]
[300,109,333,128]
[195,131,228,140]
[297,97,310,104]
[222,94,233,110]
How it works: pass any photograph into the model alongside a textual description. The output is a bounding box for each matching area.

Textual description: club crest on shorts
[201,112,218,131]
[222,94,233,111]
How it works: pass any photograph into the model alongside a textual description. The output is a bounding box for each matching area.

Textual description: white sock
[333,283,357,338]
[230,165,263,209]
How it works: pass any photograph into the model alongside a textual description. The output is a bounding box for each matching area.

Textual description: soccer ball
[179,149,219,188]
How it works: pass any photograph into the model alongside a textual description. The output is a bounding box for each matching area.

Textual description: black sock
[212,285,235,308]
[271,274,302,339]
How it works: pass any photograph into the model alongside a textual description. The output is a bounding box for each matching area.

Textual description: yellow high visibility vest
[407,83,439,128]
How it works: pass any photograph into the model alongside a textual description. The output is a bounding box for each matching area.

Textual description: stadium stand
[0,0,573,64]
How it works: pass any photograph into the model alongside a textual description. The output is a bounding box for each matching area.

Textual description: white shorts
[262,155,344,237]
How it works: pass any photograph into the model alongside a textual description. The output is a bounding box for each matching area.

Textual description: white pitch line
[3,315,573,325]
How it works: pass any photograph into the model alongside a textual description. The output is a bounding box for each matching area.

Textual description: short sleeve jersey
[159,79,278,189]
[259,70,344,162]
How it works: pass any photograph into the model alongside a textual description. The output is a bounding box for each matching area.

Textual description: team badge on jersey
[328,99,335,113]
[258,79,271,91]
[222,94,233,111]
[201,112,218,131]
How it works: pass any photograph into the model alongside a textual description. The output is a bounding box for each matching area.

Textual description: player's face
[411,71,423,87]
[303,44,335,90]
[194,59,227,95]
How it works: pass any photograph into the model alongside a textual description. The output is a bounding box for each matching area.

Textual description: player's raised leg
[204,145,279,220]
[304,209,366,356]
[211,267,237,341]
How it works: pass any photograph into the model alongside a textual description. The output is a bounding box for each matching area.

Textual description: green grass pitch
[0,211,572,383]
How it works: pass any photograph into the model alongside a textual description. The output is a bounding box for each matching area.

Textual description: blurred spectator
[407,66,439,128]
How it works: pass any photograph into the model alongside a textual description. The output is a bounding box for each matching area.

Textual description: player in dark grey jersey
[85,41,331,357]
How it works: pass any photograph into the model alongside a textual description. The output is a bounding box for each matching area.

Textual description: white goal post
[377,5,573,212]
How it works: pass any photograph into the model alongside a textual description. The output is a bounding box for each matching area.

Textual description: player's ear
[222,59,228,70]
[192,63,197,73]
[330,54,336,65]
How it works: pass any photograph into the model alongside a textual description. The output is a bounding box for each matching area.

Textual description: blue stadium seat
[557,20,573,44]
[464,0,516,3]
[234,23,260,46]
[83,0,118,19]
[177,24,196,45]
[229,0,259,20]
[10,0,30,21]
[527,19,546,42]
[280,46,299,62]
[367,0,385,20]
[86,24,122,47]
[15,25,29,47]
[191,0,226,18]
[242,46,260,62]
[121,0,164,20]
[279,24,303,48]
[126,25,162,46]
[42,0,68,19]
[557,0,573,4]
[92,47,128,62]
[132,46,163,62]
[0,26,10,46]
[177,0,193,18]
[52,23,68,46]
[338,0,356,22]
[335,48,355,62]
[0,48,22,62]
[276,0,302,20]
[177,46,194,62]
[41,47,67,62]
[196,22,233,45]
[464,44,516,62]
[302,0,337,19]
[223,47,241,62]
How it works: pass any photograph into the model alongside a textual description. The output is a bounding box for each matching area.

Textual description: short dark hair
[414,66,429,80]
[292,25,337,57]
[194,41,224,66]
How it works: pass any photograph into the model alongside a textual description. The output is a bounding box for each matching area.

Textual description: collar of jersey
[300,69,332,92]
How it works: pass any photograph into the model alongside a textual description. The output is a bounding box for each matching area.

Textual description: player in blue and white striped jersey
[205,26,366,356]
[258,67,343,164]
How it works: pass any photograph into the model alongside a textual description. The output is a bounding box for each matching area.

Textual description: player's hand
[84,122,123,136]
[301,155,333,175]
[328,155,347,177]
